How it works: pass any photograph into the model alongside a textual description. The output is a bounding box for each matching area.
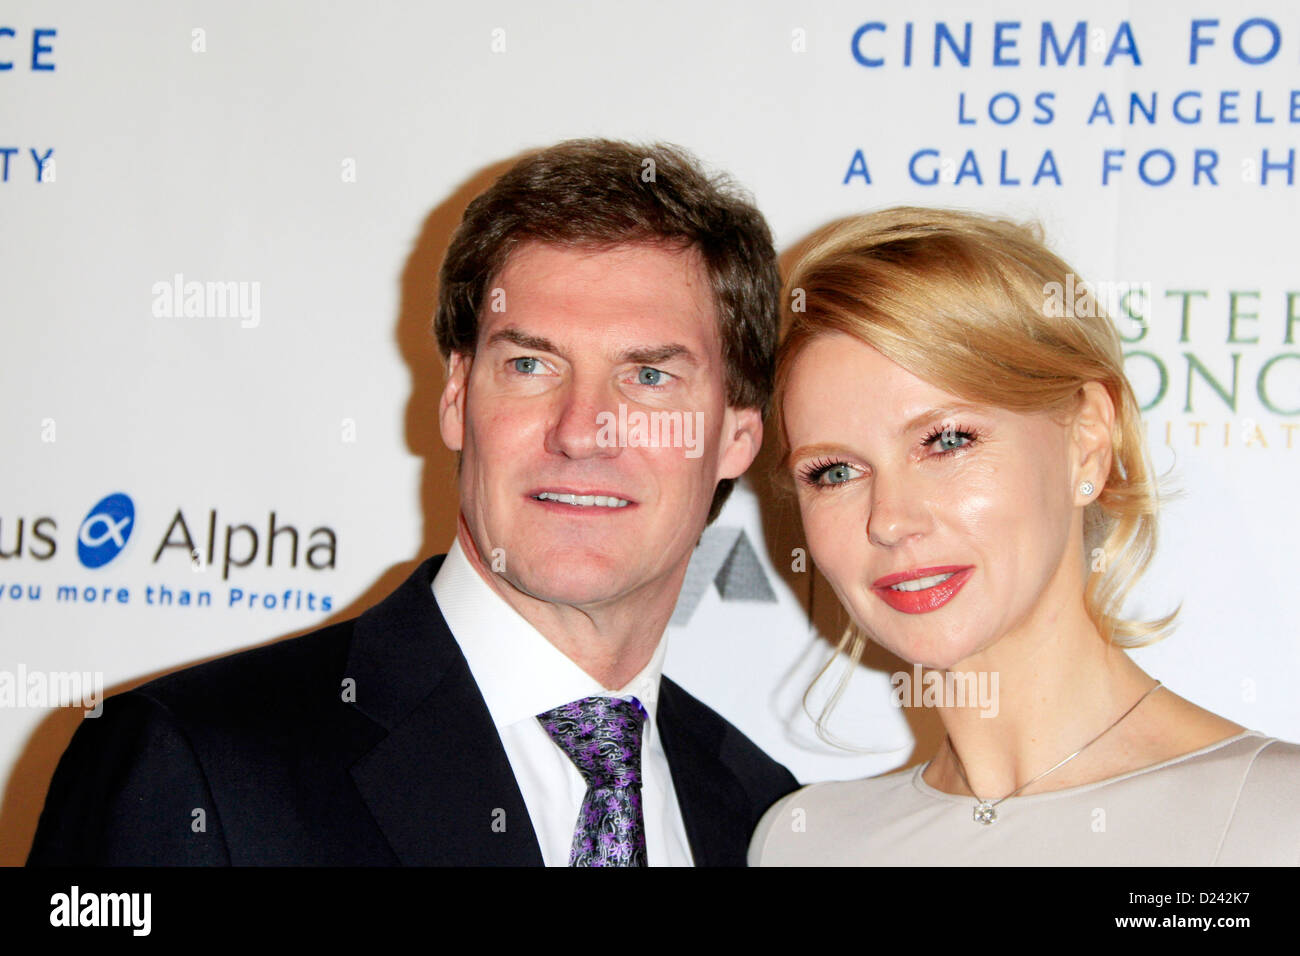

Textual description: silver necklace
[946,681,1162,826]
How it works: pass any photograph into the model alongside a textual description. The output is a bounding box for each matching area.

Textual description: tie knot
[537,696,647,791]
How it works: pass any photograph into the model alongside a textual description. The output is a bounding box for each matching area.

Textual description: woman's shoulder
[747,769,917,866]
[1172,729,1300,774]
[1195,731,1300,865]
[1134,728,1300,782]
[1230,733,1300,792]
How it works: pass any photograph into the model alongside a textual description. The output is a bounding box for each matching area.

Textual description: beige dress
[749,731,1300,866]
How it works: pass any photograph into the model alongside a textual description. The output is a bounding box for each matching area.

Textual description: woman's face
[783,333,1084,670]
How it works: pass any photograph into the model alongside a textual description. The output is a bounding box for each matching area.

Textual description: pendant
[973,802,997,826]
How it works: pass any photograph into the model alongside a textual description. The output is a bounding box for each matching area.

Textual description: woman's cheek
[943,458,1007,529]
[804,508,852,579]
[948,489,999,532]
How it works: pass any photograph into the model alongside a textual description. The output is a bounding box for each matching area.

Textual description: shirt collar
[431,537,667,729]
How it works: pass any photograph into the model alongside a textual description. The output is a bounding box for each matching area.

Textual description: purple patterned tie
[537,696,649,867]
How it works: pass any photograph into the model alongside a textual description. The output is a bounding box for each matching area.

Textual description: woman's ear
[1071,382,1116,500]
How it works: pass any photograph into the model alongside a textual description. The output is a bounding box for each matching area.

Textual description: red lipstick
[872,566,973,614]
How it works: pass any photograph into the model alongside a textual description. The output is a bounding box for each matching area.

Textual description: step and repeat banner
[2,1,1297,862]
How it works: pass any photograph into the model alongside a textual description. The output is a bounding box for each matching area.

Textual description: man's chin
[508,569,635,609]
[504,546,651,604]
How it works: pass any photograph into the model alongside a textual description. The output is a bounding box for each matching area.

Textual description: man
[28,139,798,866]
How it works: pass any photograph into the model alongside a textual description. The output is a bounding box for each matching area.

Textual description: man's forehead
[477,240,721,350]
[492,238,708,285]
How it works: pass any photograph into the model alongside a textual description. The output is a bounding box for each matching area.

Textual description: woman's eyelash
[796,426,982,487]
[797,458,850,487]
[920,423,982,453]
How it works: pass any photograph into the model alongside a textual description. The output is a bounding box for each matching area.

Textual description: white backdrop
[2,0,1298,863]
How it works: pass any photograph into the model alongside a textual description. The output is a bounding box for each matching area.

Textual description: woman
[749,207,1300,866]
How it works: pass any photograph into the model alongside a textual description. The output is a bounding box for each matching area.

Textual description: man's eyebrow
[617,344,698,367]
[484,327,564,356]
[483,329,699,369]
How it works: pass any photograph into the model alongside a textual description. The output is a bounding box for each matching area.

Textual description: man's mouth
[532,491,631,509]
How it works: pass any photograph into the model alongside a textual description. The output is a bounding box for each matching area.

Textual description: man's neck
[456,525,679,688]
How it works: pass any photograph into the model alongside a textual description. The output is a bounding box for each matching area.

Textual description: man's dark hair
[434,138,780,522]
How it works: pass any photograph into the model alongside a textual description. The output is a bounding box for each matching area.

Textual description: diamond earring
[1079,480,1095,496]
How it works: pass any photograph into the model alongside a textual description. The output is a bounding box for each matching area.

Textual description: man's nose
[544,376,622,460]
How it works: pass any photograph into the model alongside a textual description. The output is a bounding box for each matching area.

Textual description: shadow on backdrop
[0,155,521,864]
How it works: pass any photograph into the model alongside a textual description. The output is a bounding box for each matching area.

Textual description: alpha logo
[77,493,135,569]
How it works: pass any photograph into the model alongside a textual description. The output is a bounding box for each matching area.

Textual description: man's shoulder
[92,620,367,763]
[30,615,396,866]
[127,619,357,716]
[121,555,449,729]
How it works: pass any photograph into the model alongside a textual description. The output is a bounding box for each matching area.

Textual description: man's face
[439,241,761,614]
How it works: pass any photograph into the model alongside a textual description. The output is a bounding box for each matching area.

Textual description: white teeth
[891,572,956,592]
[535,492,630,508]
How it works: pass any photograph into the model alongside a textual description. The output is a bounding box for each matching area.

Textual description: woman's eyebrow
[896,402,985,436]
[785,442,852,469]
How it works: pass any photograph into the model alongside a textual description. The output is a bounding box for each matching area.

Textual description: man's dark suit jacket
[27,555,799,865]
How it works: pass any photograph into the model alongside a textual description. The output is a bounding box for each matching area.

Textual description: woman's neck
[921,613,1159,799]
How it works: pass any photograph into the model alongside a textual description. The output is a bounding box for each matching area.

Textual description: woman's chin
[870,631,995,673]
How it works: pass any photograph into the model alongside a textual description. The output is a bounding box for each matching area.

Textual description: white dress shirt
[431,538,694,866]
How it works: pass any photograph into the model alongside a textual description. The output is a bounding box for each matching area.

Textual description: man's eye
[637,367,666,386]
[513,357,542,374]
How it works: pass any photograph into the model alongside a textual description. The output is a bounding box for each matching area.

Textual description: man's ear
[439,351,471,452]
[716,406,764,482]
[1071,381,1115,501]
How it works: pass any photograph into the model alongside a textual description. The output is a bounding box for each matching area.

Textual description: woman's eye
[820,463,857,485]
[923,426,979,454]
[799,460,862,488]
[513,357,542,374]
[636,367,666,386]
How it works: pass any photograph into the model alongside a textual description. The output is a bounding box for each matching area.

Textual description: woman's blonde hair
[776,207,1176,711]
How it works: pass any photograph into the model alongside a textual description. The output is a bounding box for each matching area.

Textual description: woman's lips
[873,567,974,614]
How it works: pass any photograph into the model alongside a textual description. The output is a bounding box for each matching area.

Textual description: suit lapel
[657,677,750,867]
[345,556,543,866]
